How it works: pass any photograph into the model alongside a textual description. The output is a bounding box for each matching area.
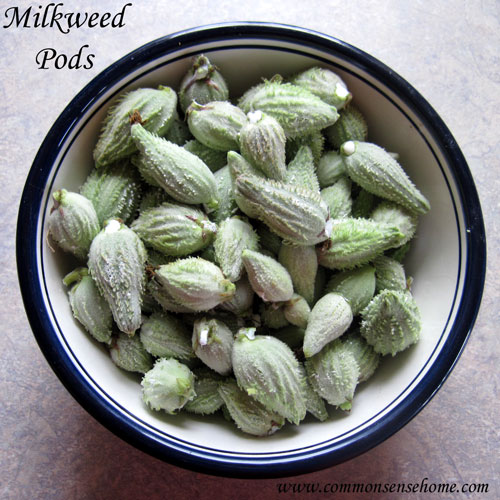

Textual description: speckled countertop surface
[1,1,498,499]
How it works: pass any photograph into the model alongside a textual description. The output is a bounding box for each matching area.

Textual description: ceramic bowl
[17,22,486,478]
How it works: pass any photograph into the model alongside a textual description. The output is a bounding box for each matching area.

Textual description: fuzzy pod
[131,124,218,210]
[370,201,418,247]
[218,275,254,316]
[324,265,376,315]
[254,221,282,256]
[373,255,407,292]
[360,289,421,356]
[290,66,352,110]
[303,292,353,358]
[214,217,259,282]
[285,130,325,166]
[260,303,289,330]
[183,139,228,173]
[218,379,285,436]
[235,175,331,246]
[154,258,235,311]
[238,78,339,138]
[232,330,307,425]
[320,176,352,219]
[141,358,196,414]
[47,189,100,260]
[340,141,430,215]
[242,249,294,303]
[239,110,287,180]
[278,244,318,306]
[317,218,405,270]
[147,277,197,314]
[138,187,172,213]
[178,55,229,113]
[163,112,193,146]
[297,363,328,422]
[283,294,311,329]
[80,160,142,225]
[131,202,216,257]
[351,188,377,219]
[317,150,346,188]
[211,167,237,226]
[192,317,234,375]
[343,331,380,383]
[184,375,224,415]
[324,104,368,149]
[94,86,177,167]
[109,332,153,374]
[139,311,193,360]
[386,241,412,263]
[285,145,320,192]
[305,338,359,410]
[187,101,248,152]
[63,268,113,344]
[88,220,147,335]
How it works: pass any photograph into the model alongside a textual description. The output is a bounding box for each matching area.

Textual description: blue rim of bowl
[16,22,486,478]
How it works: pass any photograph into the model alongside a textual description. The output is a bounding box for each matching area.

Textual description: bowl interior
[35,38,466,463]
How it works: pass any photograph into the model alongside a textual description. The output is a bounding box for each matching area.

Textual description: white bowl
[17,22,486,477]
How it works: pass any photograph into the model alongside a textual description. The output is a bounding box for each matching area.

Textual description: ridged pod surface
[131,202,216,257]
[88,220,147,335]
[232,331,307,424]
[305,339,359,410]
[94,86,177,167]
[317,150,346,188]
[286,130,325,166]
[47,189,100,260]
[235,175,330,246]
[297,363,328,422]
[154,258,235,311]
[283,294,311,329]
[341,141,430,215]
[373,255,407,292]
[325,104,368,149]
[343,331,380,383]
[303,292,353,358]
[370,201,418,246]
[80,160,142,225]
[239,111,287,180]
[219,276,254,315]
[285,145,320,192]
[147,278,197,314]
[320,176,352,219]
[131,124,218,209]
[213,165,238,223]
[187,101,248,151]
[183,139,227,173]
[218,379,285,436]
[238,79,339,138]
[318,218,404,270]
[109,333,153,374]
[184,375,224,415]
[360,289,421,356]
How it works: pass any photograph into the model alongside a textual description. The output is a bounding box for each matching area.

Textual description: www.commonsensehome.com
[276,479,489,495]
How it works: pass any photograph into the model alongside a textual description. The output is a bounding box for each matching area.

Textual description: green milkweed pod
[386,241,412,263]
[214,217,259,282]
[131,202,217,257]
[278,244,318,306]
[219,275,254,316]
[192,317,234,375]
[218,379,285,436]
[183,139,227,173]
[286,130,325,166]
[47,189,100,260]
[370,201,418,247]
[305,338,359,410]
[187,100,248,152]
[320,176,352,219]
[324,265,376,315]
[242,249,294,303]
[138,187,172,213]
[254,221,282,256]
[285,145,320,192]
[232,330,307,425]
[154,258,236,311]
[235,175,331,246]
[317,150,346,188]
[303,292,353,358]
[131,123,218,210]
[178,54,229,113]
[238,78,339,138]
[351,188,377,218]
[343,330,380,383]
[109,332,154,374]
[184,373,224,415]
[324,104,368,149]
[290,66,352,110]
[63,268,113,344]
[141,358,196,414]
[270,325,305,350]
[260,302,289,329]
[147,277,197,314]
[373,255,407,292]
[164,112,193,146]
[283,294,311,329]
[239,110,287,181]
[139,311,193,360]
[94,86,177,167]
[80,160,142,225]
[88,219,147,335]
[297,363,328,422]
[317,218,405,270]
[360,289,421,356]
[340,141,430,215]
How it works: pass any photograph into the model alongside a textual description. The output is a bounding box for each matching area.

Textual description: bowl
[17,22,486,478]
